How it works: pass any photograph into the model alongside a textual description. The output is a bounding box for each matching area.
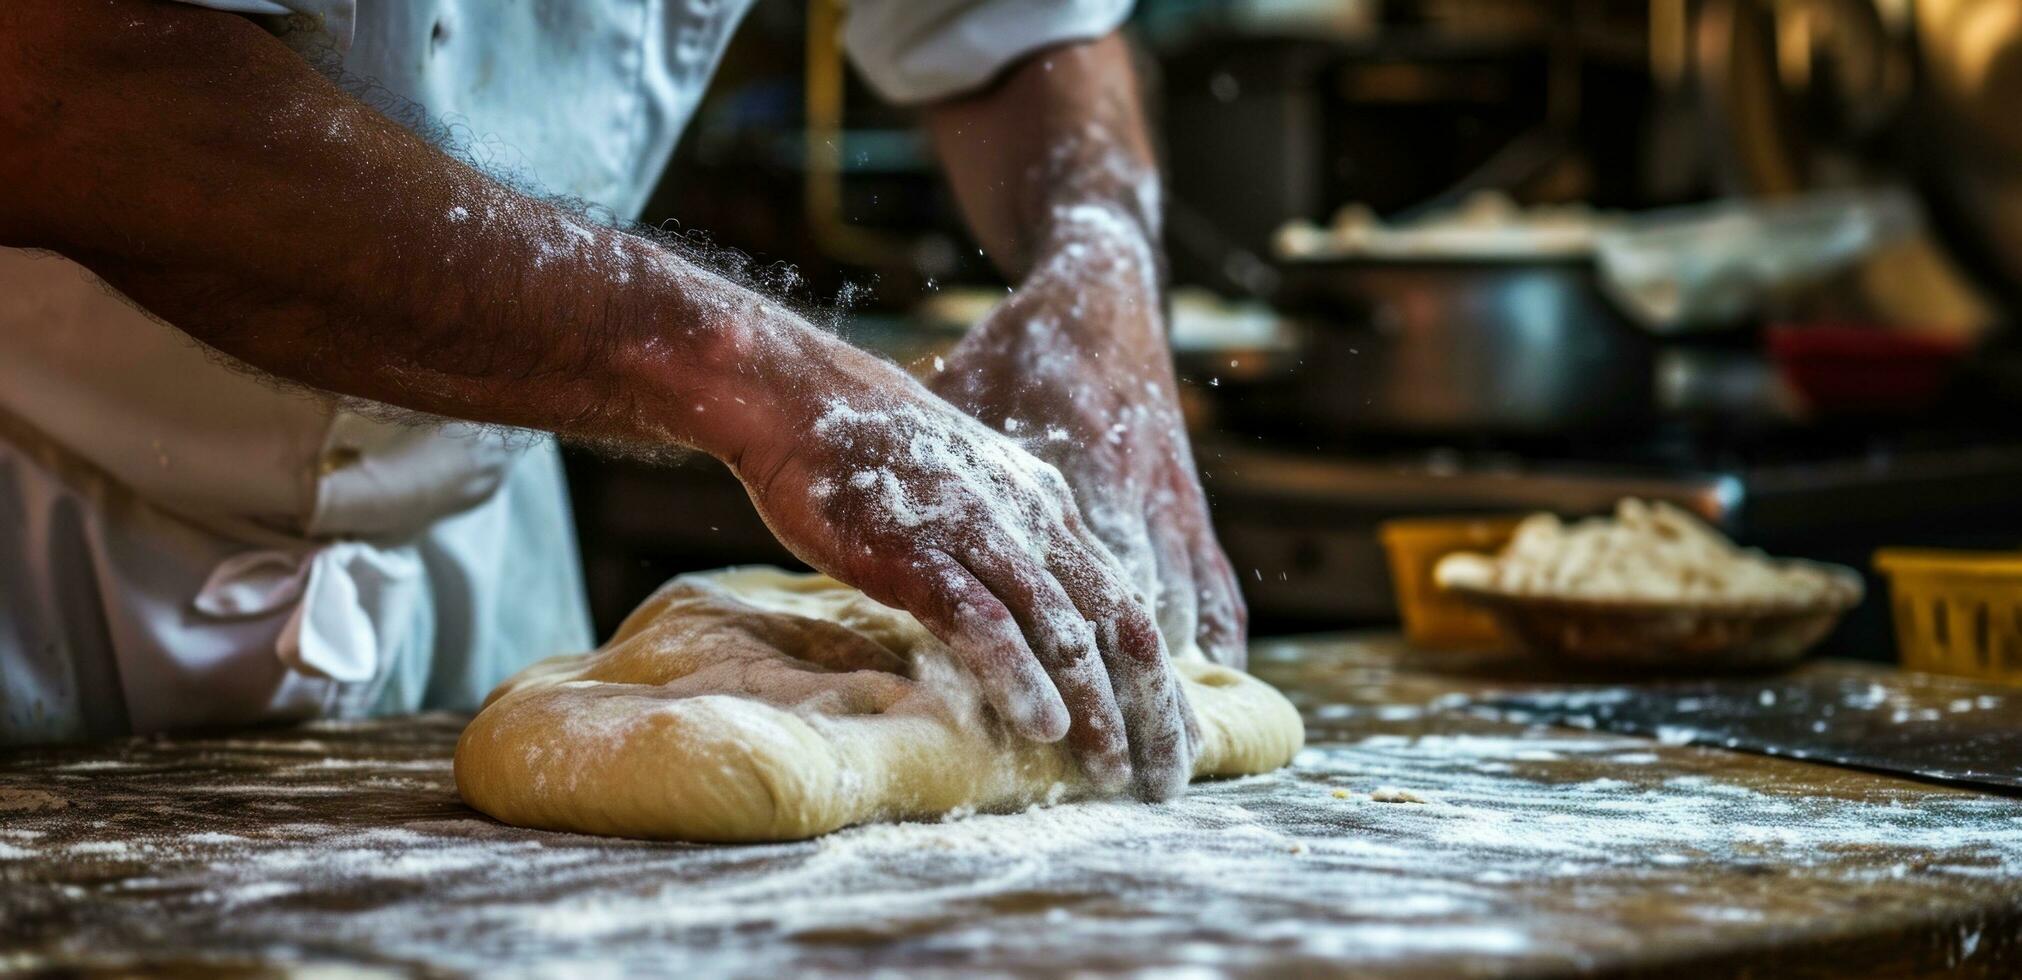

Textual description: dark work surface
[3,637,2021,977]
[1461,663,2022,792]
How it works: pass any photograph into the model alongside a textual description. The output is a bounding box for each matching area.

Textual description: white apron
[0,0,1127,743]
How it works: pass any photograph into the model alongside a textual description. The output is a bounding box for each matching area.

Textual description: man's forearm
[923,33,1161,289]
[919,33,1249,676]
[0,0,773,458]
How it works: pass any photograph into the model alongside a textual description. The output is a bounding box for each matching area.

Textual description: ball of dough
[455,568,1303,842]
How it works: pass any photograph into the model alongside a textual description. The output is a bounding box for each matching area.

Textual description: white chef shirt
[0,0,1130,744]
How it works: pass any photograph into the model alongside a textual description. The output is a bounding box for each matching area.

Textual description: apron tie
[193,542,422,683]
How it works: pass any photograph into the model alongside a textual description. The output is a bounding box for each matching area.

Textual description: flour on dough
[454,568,1303,842]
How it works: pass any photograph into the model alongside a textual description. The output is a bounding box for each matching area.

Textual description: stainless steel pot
[1236,255,1658,439]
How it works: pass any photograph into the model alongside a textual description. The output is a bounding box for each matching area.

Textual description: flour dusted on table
[452,568,1301,842]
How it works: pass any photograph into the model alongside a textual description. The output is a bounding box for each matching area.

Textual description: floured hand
[714,316,1196,800]
[929,202,1248,671]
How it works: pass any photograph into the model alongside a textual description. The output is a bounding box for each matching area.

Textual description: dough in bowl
[454,568,1303,842]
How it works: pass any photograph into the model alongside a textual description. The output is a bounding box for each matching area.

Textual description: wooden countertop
[4,637,2021,977]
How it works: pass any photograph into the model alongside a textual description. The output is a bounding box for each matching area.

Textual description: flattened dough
[454,568,1304,842]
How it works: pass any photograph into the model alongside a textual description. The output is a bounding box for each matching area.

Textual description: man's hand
[924,35,1249,669]
[927,210,1247,668]
[716,319,1196,799]
[0,0,1198,797]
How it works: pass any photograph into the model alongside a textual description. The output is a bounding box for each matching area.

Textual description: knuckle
[1106,608,1166,667]
[1034,462,1074,500]
[1050,627,1103,673]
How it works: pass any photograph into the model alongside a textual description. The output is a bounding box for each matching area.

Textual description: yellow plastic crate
[1380,516,1525,651]
[1875,549,2022,683]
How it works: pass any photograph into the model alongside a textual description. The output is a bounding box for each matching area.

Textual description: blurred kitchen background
[566,0,2022,661]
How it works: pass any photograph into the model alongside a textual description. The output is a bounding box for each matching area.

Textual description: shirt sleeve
[166,0,356,50]
[842,0,1132,106]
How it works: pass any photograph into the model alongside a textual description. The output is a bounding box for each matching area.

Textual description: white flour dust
[8,719,2022,975]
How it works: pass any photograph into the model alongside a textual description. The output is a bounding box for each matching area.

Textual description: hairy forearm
[923,32,1162,287]
[0,0,781,459]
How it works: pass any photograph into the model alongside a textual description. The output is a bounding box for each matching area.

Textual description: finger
[1051,538,1197,801]
[889,550,1070,742]
[956,549,1133,792]
[1191,532,1249,670]
[1146,519,1207,753]
[1074,486,1162,608]
[1148,516,1202,660]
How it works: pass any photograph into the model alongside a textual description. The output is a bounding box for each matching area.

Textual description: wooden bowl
[1443,565,1864,672]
